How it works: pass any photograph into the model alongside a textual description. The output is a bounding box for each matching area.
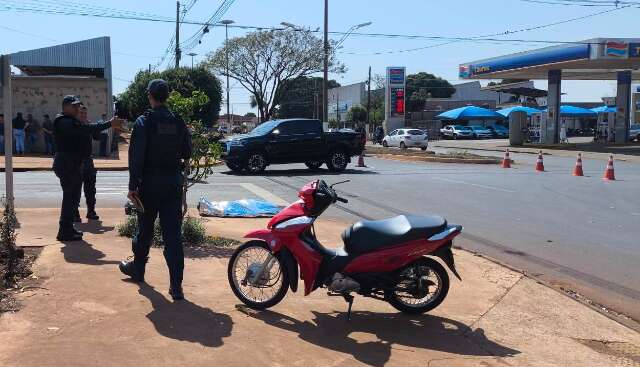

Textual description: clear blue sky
[1,0,635,115]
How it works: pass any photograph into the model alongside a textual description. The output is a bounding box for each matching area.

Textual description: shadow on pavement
[75,220,115,235]
[60,240,120,265]
[138,284,233,348]
[251,309,519,367]
[220,168,379,177]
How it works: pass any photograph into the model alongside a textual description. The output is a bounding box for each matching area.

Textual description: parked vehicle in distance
[628,124,640,141]
[469,126,493,139]
[218,126,228,134]
[382,129,429,150]
[440,125,474,139]
[487,125,509,138]
[231,126,244,134]
[221,119,365,174]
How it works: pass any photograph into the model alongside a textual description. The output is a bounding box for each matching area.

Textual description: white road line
[432,177,516,193]
[206,182,289,206]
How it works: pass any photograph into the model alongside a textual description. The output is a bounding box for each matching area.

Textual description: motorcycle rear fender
[432,241,462,280]
[277,248,299,293]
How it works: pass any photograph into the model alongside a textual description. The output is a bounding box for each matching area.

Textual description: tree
[405,72,455,111]
[166,90,222,215]
[118,67,222,125]
[204,29,344,122]
[347,106,367,124]
[244,112,256,118]
[277,76,340,119]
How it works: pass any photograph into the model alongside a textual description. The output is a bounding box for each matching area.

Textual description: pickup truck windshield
[248,120,280,136]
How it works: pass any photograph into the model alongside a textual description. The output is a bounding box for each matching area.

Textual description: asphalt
[2,151,640,322]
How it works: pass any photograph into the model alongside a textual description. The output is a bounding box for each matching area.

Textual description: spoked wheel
[327,150,348,172]
[228,241,289,309]
[245,152,267,174]
[385,257,449,314]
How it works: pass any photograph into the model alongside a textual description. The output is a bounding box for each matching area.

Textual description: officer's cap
[147,79,169,95]
[62,95,81,106]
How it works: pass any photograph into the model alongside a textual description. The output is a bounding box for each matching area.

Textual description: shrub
[116,215,213,247]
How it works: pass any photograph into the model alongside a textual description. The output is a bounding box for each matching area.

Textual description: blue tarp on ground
[497,106,542,117]
[198,198,283,217]
[436,106,504,121]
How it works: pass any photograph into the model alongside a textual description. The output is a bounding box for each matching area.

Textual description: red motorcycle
[227,180,462,318]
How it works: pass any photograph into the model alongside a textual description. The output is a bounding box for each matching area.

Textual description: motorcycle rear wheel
[385,257,449,314]
[228,240,289,309]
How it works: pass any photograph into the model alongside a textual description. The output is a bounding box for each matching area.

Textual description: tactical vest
[142,108,187,174]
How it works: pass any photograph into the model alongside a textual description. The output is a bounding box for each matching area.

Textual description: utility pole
[367,65,372,126]
[336,91,340,126]
[322,0,329,123]
[148,64,151,74]
[1,55,14,209]
[175,1,181,68]
[221,20,234,124]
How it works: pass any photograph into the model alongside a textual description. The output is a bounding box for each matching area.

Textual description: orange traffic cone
[572,153,584,177]
[501,148,511,168]
[535,150,545,172]
[356,152,366,167]
[602,155,615,181]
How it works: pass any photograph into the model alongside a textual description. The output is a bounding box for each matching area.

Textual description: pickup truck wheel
[382,140,388,148]
[246,152,267,174]
[400,141,407,150]
[327,150,348,172]
[305,161,323,170]
[226,162,244,173]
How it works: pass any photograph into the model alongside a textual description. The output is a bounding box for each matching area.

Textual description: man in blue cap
[53,95,123,241]
[119,79,192,300]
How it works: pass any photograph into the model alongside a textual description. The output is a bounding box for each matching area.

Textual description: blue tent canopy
[591,105,616,114]
[435,106,504,120]
[497,106,541,117]
[542,105,598,117]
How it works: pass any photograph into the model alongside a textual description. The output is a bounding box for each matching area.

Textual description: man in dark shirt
[25,114,41,153]
[42,114,55,155]
[53,95,123,241]
[119,79,192,300]
[73,105,100,221]
[12,113,26,155]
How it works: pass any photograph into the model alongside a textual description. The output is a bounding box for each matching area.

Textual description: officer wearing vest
[119,79,192,300]
[53,96,122,241]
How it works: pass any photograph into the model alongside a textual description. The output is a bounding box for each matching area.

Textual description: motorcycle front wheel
[385,257,450,314]
[228,240,289,309]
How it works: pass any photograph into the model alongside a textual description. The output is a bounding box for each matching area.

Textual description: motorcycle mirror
[330,180,350,188]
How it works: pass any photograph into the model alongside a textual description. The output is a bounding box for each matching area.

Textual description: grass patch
[116,215,240,249]
[437,150,488,159]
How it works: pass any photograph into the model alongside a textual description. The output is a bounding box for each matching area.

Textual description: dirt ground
[1,209,639,366]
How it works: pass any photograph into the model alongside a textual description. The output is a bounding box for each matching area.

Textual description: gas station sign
[386,67,406,117]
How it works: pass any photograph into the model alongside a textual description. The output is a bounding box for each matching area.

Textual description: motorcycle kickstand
[343,294,354,321]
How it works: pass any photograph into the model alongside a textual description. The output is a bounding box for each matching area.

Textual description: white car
[469,125,493,139]
[629,124,640,141]
[382,129,429,150]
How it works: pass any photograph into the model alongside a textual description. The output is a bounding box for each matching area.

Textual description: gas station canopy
[459,38,640,80]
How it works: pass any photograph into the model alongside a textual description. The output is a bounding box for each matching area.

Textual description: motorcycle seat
[342,215,447,255]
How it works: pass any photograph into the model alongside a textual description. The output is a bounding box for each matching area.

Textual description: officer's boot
[169,283,184,300]
[86,205,99,221]
[119,257,147,283]
[57,222,82,242]
[73,209,82,223]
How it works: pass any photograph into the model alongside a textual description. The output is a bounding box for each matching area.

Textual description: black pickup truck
[221,119,366,173]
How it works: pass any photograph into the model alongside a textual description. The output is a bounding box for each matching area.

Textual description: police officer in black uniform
[73,105,100,222]
[53,96,122,241]
[119,79,192,300]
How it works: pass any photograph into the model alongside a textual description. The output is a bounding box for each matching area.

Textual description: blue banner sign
[388,67,405,85]
[460,43,590,78]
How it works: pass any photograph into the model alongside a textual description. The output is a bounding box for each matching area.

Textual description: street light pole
[187,52,197,68]
[220,19,234,126]
[323,0,329,123]
[175,0,181,68]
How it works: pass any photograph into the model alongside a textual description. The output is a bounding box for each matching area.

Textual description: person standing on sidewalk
[73,105,100,222]
[0,114,5,155]
[42,114,55,155]
[25,114,41,153]
[12,112,26,155]
[119,79,192,301]
[53,95,122,241]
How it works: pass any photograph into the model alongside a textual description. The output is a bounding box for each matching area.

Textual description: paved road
[2,152,639,320]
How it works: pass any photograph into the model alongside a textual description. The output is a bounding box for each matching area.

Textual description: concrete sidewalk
[0,137,129,172]
[1,209,639,366]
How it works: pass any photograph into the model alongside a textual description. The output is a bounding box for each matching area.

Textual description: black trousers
[53,153,83,231]
[82,158,97,210]
[132,173,184,288]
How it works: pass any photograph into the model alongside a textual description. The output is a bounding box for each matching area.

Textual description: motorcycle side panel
[342,239,444,274]
[267,201,306,228]
[277,232,323,295]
